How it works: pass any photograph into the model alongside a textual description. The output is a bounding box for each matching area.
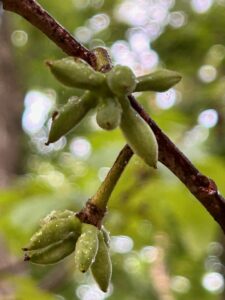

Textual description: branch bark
[3,0,225,233]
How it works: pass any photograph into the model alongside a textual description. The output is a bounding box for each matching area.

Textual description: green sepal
[135,69,182,92]
[25,232,76,265]
[96,97,122,130]
[46,91,97,145]
[91,231,112,292]
[47,57,105,90]
[119,97,158,168]
[74,223,99,273]
[106,65,137,96]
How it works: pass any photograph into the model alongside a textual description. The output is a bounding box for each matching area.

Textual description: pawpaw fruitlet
[91,231,112,292]
[46,57,105,90]
[135,69,182,92]
[24,232,76,265]
[119,97,158,168]
[106,65,137,96]
[46,91,97,145]
[91,47,112,73]
[74,223,99,273]
[23,212,81,251]
[96,97,122,130]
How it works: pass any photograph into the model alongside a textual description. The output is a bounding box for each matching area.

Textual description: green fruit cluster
[23,210,111,292]
[46,48,181,168]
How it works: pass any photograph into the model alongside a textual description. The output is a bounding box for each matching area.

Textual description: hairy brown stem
[3,0,225,233]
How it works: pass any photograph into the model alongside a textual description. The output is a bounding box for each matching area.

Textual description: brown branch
[129,94,225,232]
[2,0,96,66]
[3,0,225,233]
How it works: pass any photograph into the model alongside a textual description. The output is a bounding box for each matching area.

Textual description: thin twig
[3,0,225,233]
[91,145,133,210]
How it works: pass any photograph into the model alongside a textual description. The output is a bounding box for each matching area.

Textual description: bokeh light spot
[124,255,141,274]
[22,90,55,135]
[89,13,110,32]
[111,236,134,253]
[140,246,158,263]
[156,88,176,109]
[11,30,28,47]
[191,0,214,13]
[198,109,218,128]
[75,26,92,43]
[171,276,191,294]
[202,272,224,293]
[73,0,90,10]
[76,284,112,300]
[198,65,217,83]
[70,137,92,159]
[169,11,187,28]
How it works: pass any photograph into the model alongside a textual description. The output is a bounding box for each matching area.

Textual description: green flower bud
[135,69,182,92]
[24,232,76,265]
[119,97,158,168]
[96,97,122,130]
[23,212,81,251]
[106,65,137,96]
[47,57,105,90]
[91,47,112,73]
[101,226,110,248]
[46,91,97,145]
[91,231,112,292]
[74,223,99,273]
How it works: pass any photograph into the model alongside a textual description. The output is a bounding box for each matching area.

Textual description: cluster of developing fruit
[23,210,111,292]
[46,47,181,169]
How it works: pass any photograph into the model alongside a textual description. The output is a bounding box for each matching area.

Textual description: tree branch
[129,95,225,232]
[3,0,225,233]
[2,0,96,66]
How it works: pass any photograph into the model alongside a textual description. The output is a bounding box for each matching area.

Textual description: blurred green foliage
[1,0,225,299]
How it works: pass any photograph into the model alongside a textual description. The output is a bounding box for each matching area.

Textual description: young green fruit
[23,214,81,251]
[119,97,158,168]
[96,97,122,130]
[106,65,137,96]
[74,223,99,273]
[24,232,76,265]
[135,69,182,92]
[46,91,97,145]
[47,57,105,90]
[91,231,112,292]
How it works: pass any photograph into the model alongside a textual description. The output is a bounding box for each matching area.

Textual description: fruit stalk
[90,145,133,210]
